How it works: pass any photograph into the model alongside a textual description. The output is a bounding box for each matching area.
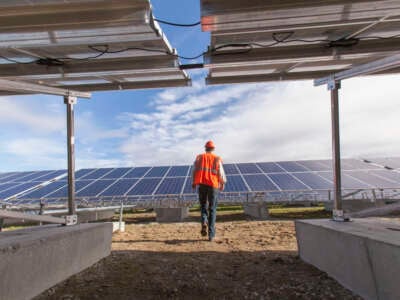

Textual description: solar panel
[0,0,190,94]
[317,171,372,189]
[256,162,285,173]
[145,166,170,178]
[22,181,67,199]
[276,161,309,172]
[80,168,114,180]
[295,161,331,172]
[155,177,186,195]
[126,178,162,195]
[346,171,398,188]
[268,173,310,190]
[102,168,132,179]
[75,169,97,179]
[99,178,139,197]
[0,182,43,199]
[243,174,278,191]
[223,164,239,175]
[44,180,92,198]
[291,172,332,190]
[123,167,151,178]
[236,163,261,174]
[225,175,248,192]
[76,179,115,197]
[201,0,400,85]
[166,166,190,177]
[370,170,400,183]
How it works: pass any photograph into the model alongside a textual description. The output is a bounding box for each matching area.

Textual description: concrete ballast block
[154,207,189,222]
[243,202,269,219]
[0,223,112,300]
[295,219,400,300]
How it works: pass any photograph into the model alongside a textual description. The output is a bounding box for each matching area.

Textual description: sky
[1,0,400,172]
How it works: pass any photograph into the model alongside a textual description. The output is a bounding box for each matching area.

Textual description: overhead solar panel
[201,0,400,85]
[99,178,138,197]
[0,0,190,94]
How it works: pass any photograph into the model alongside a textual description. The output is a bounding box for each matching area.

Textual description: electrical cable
[153,18,201,27]
[3,31,400,66]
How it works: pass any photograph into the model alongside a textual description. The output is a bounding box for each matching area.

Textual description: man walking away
[192,141,226,241]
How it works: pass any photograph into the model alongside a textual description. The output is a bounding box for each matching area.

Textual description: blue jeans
[198,184,219,238]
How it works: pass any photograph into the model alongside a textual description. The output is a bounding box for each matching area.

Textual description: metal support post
[119,201,124,232]
[65,95,78,225]
[328,80,349,221]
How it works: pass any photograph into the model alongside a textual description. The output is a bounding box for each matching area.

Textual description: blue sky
[1,0,400,172]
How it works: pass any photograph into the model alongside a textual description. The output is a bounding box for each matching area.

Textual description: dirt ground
[35,209,363,300]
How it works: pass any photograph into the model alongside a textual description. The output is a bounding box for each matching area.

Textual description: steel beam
[65,96,77,217]
[0,78,91,98]
[314,53,400,86]
[0,209,66,225]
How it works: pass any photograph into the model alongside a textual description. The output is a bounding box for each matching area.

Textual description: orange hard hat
[205,140,215,149]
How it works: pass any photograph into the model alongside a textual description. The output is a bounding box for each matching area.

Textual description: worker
[192,140,226,241]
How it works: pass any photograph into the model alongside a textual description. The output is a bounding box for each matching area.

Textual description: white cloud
[0,97,64,133]
[118,74,400,166]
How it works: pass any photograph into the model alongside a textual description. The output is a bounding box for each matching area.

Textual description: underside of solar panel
[0,0,190,94]
[201,0,400,85]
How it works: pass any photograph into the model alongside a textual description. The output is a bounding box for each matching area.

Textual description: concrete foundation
[296,219,400,300]
[243,202,269,219]
[154,207,189,222]
[0,223,112,300]
[324,199,385,213]
[112,221,125,233]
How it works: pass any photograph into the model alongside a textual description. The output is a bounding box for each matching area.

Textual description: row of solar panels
[0,159,399,203]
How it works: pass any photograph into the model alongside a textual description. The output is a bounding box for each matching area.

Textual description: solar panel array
[0,170,66,202]
[7,158,400,207]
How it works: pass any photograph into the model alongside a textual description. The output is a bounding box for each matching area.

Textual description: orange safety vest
[193,152,222,188]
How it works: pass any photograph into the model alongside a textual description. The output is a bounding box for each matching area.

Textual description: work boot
[201,223,207,236]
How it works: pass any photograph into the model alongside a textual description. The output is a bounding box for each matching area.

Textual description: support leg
[328,80,348,221]
[65,96,78,225]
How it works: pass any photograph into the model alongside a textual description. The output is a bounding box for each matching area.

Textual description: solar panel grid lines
[225,175,248,192]
[80,168,115,180]
[256,162,285,173]
[223,163,239,175]
[155,177,186,195]
[276,161,310,173]
[1,182,44,200]
[369,169,400,184]
[76,179,116,197]
[152,166,172,195]
[243,174,279,192]
[75,168,98,179]
[252,163,282,191]
[346,170,398,188]
[127,178,162,196]
[123,166,151,178]
[102,167,133,179]
[233,163,252,191]
[236,163,261,174]
[20,180,67,199]
[99,178,139,197]
[180,165,192,195]
[291,172,333,190]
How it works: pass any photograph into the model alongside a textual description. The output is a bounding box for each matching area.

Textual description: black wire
[153,18,201,27]
[89,45,169,55]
